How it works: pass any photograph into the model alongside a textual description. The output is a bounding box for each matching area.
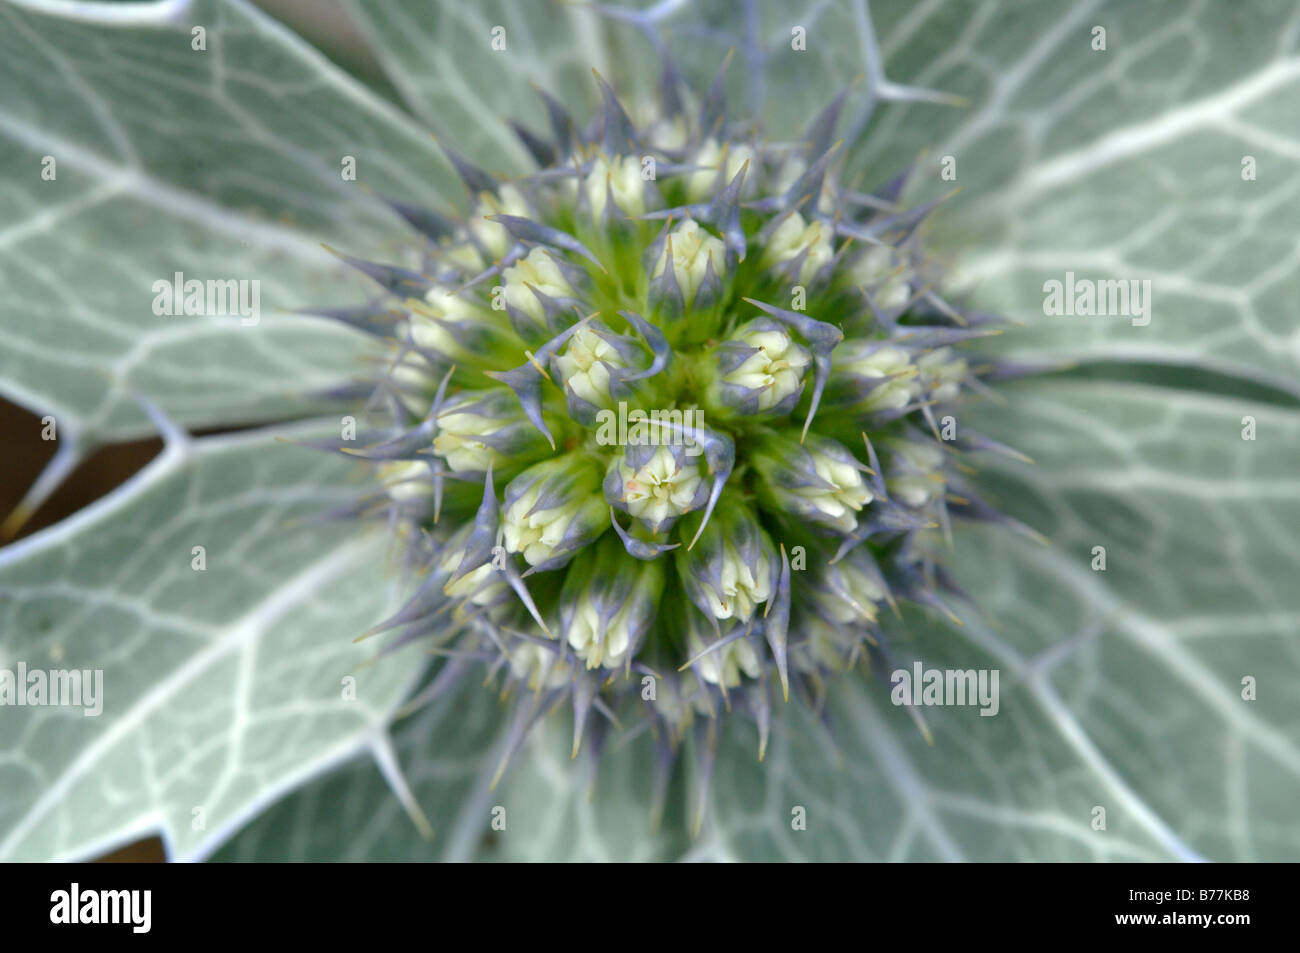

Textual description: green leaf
[343,0,616,174]
[659,0,886,143]
[0,424,415,861]
[0,0,455,445]
[697,382,1300,861]
[215,675,687,861]
[342,0,901,171]
[212,672,505,862]
[851,0,1300,394]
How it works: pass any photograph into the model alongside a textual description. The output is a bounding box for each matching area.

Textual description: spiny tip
[0,505,34,541]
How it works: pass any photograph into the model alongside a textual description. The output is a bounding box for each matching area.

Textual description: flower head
[322,57,1020,788]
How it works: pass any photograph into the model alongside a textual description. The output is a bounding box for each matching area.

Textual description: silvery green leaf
[0,424,414,861]
[342,0,617,173]
[854,0,1300,394]
[0,0,458,446]
[216,685,686,862]
[212,673,506,862]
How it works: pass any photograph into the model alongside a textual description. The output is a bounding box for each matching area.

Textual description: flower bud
[650,219,726,309]
[809,549,886,625]
[501,246,576,329]
[508,642,571,691]
[433,390,545,473]
[772,155,836,214]
[552,320,635,416]
[790,613,851,675]
[644,114,687,152]
[407,283,501,365]
[502,456,607,569]
[377,459,432,504]
[876,277,911,311]
[762,211,833,285]
[686,138,756,203]
[887,439,946,509]
[687,628,762,688]
[712,318,811,414]
[583,154,647,220]
[849,243,901,287]
[389,354,440,416]
[834,342,919,411]
[561,537,666,669]
[439,529,508,607]
[916,346,968,403]
[676,505,775,623]
[850,245,914,311]
[605,443,708,533]
[469,184,530,264]
[441,184,531,273]
[752,433,872,533]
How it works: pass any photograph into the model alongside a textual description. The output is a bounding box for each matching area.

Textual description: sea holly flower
[328,48,1016,804]
[4,0,1283,867]
[266,34,1014,816]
